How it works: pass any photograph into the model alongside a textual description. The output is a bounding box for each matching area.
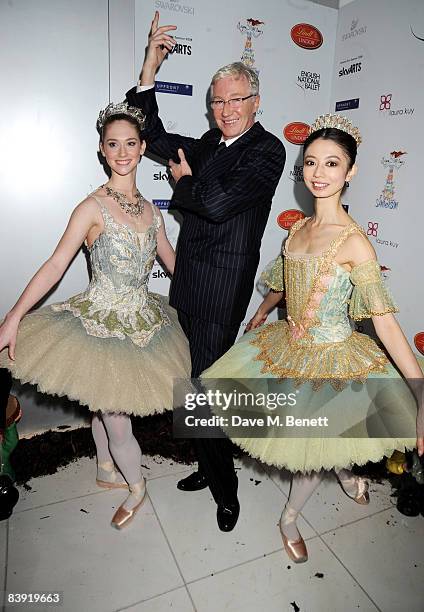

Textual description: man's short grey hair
[211,62,259,95]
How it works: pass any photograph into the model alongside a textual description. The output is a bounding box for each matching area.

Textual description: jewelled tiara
[96,101,146,133]
[309,114,362,146]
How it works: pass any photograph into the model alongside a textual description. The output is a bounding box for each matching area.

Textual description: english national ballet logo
[291,24,323,50]
[238,18,265,75]
[414,332,424,355]
[375,150,407,211]
[283,122,310,145]
[277,210,305,231]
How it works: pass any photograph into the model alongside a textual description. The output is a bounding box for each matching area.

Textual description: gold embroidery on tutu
[251,221,390,387]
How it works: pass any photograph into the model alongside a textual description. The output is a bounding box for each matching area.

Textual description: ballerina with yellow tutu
[202,114,424,562]
[0,102,191,528]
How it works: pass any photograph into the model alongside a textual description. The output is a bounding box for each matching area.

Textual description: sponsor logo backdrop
[135,0,337,332]
[331,0,424,348]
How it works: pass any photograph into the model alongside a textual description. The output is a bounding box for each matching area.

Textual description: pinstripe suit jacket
[126,87,286,325]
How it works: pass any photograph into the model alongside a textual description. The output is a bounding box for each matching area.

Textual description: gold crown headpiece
[308,114,362,146]
[96,101,146,133]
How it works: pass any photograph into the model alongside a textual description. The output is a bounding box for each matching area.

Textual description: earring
[344,181,350,188]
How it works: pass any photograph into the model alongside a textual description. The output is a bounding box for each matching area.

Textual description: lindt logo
[283,122,310,144]
[291,24,323,50]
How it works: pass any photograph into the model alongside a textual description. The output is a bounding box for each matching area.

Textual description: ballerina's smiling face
[303,137,357,199]
[100,119,146,176]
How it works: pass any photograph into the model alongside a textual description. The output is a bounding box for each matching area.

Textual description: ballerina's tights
[91,413,142,486]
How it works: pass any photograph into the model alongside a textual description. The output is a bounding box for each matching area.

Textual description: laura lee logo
[414,332,424,355]
[277,209,305,230]
[238,18,265,75]
[375,150,407,210]
[342,18,367,41]
[283,122,310,144]
[291,24,323,50]
[155,81,193,96]
[296,70,320,92]
[367,221,399,249]
[155,0,194,16]
[289,164,304,183]
[379,94,414,117]
[335,98,359,111]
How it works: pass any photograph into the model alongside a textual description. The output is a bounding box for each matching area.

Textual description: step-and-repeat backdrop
[135,0,338,329]
[331,0,424,352]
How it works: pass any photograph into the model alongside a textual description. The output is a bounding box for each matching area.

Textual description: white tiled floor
[1,456,423,612]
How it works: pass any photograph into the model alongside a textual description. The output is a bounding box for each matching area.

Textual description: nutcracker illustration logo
[238,18,265,74]
[375,150,407,210]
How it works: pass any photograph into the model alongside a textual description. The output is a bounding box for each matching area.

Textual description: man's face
[211,75,260,140]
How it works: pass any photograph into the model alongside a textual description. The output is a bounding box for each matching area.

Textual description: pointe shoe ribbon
[111,479,146,529]
[96,461,129,490]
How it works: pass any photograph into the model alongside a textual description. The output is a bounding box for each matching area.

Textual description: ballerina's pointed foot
[279,504,308,563]
[111,479,146,529]
[338,475,370,505]
[96,461,129,490]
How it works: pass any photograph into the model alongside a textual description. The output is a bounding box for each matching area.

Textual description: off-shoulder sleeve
[260,255,284,292]
[349,260,398,320]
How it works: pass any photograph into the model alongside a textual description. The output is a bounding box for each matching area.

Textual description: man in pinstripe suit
[126,12,285,531]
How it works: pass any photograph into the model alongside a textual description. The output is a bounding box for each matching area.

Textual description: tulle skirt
[0,297,191,416]
[201,323,420,473]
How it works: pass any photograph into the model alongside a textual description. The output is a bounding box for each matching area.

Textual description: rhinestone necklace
[104,185,145,217]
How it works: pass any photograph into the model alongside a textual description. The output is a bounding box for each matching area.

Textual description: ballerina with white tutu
[0,102,191,528]
[202,114,424,562]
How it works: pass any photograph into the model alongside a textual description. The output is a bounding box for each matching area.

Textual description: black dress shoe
[177,471,208,491]
[217,500,240,532]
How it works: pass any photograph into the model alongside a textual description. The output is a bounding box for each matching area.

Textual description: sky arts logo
[152,270,168,279]
[342,18,367,41]
[169,35,192,55]
[375,150,407,210]
[296,70,320,92]
[153,200,171,209]
[155,0,194,16]
[338,56,362,77]
[379,94,414,117]
[335,98,359,111]
[367,221,399,249]
[153,170,170,181]
[155,81,193,96]
[238,18,265,75]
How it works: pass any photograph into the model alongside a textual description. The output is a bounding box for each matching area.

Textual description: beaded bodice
[52,196,171,347]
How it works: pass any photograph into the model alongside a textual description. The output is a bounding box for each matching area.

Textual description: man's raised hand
[140,11,177,82]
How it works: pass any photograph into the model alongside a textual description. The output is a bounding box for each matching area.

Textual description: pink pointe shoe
[339,475,370,505]
[279,505,308,563]
[111,479,146,529]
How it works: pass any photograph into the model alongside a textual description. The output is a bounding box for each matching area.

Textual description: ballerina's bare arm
[245,290,284,332]
[341,232,424,455]
[0,198,101,360]
[155,207,176,275]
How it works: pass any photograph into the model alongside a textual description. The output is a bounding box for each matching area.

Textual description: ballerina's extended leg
[280,471,323,563]
[100,412,146,528]
[336,468,369,504]
[91,414,128,489]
